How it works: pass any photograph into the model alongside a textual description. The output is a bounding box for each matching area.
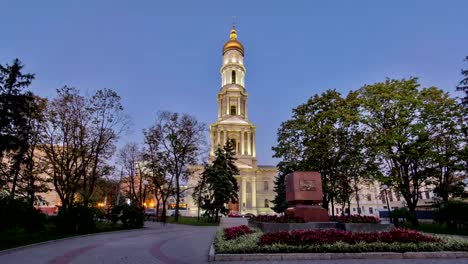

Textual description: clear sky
[2,1,467,165]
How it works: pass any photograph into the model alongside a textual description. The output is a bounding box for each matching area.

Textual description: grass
[0,221,127,251]
[165,216,219,226]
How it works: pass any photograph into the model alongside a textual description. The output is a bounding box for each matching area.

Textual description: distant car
[242,213,255,218]
[145,209,156,216]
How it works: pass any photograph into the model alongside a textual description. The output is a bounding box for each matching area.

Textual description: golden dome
[223,26,244,56]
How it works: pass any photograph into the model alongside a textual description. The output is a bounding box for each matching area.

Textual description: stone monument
[285,171,329,222]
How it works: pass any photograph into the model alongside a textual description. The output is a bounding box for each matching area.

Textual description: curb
[0,227,146,256]
[211,251,468,261]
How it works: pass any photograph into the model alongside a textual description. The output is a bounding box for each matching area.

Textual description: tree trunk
[175,177,180,222]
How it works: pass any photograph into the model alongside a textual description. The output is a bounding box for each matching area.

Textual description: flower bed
[224,225,254,240]
[259,228,438,246]
[254,215,305,223]
[329,215,380,224]
[215,227,468,254]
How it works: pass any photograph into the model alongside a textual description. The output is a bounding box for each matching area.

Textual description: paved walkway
[0,222,466,264]
[0,222,216,264]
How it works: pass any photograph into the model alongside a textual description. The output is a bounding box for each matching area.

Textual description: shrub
[224,225,254,240]
[0,197,46,233]
[255,215,305,223]
[56,204,97,234]
[259,228,439,246]
[112,204,145,228]
[433,200,468,229]
[329,215,379,224]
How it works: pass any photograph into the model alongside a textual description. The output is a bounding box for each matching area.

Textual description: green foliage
[215,229,468,254]
[271,162,292,213]
[56,204,97,234]
[389,208,412,227]
[272,89,374,212]
[0,197,46,233]
[197,139,239,222]
[456,56,468,105]
[433,200,468,229]
[112,204,145,228]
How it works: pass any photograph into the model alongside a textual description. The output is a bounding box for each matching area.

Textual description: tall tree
[358,78,443,225]
[272,89,359,215]
[41,86,127,209]
[197,139,239,222]
[0,59,38,198]
[145,111,205,222]
[456,56,468,105]
[118,143,143,203]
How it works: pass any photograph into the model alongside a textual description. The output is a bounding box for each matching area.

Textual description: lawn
[165,216,219,226]
[0,221,126,251]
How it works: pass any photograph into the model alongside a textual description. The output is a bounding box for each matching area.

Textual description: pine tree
[456,56,468,105]
[272,161,294,213]
[199,139,239,222]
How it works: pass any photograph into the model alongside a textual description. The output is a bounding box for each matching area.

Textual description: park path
[0,221,467,264]
[0,222,216,264]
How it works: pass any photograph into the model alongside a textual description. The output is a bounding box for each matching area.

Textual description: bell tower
[210,23,257,168]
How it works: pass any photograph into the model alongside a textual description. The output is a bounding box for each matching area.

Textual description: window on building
[352,208,356,212]
[367,194,372,201]
[389,191,394,202]
[369,207,373,214]
[264,181,268,191]
[230,105,236,115]
[396,192,401,202]
[424,191,430,199]
[380,191,386,203]
[264,199,269,208]
[336,208,339,214]
[357,208,362,214]
[231,139,237,154]
[418,192,423,199]
[231,71,236,84]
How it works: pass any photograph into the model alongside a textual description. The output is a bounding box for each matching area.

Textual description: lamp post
[382,184,392,223]
[143,179,149,206]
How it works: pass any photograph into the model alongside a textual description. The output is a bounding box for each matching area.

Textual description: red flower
[223,225,254,240]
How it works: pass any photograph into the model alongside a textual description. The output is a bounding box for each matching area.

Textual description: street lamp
[382,184,392,223]
[143,179,149,206]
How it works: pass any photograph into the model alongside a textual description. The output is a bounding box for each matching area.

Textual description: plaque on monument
[285,171,329,222]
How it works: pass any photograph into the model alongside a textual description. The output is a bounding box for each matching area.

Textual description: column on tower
[237,96,241,115]
[223,129,227,146]
[210,130,214,155]
[252,175,257,209]
[217,99,221,118]
[240,129,244,155]
[252,131,256,157]
[245,99,248,119]
[226,96,229,115]
[241,176,246,210]
[247,131,251,155]
[216,129,220,148]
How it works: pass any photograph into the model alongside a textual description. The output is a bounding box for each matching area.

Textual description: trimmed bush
[224,225,254,240]
[329,215,379,224]
[255,215,305,223]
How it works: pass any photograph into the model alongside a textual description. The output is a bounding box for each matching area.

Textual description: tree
[272,89,365,215]
[144,111,205,222]
[0,59,39,198]
[271,161,294,214]
[197,139,239,222]
[118,143,145,204]
[41,86,127,209]
[456,56,468,105]
[358,78,450,225]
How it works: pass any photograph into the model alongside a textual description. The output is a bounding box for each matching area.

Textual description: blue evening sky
[2,1,467,166]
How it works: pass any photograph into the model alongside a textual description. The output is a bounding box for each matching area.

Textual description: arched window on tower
[231,70,236,84]
[264,199,269,208]
[230,105,236,115]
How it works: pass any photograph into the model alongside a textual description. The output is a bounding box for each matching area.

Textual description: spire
[230,16,237,40]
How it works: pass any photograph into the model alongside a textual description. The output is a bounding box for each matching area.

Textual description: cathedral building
[186,24,277,216]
